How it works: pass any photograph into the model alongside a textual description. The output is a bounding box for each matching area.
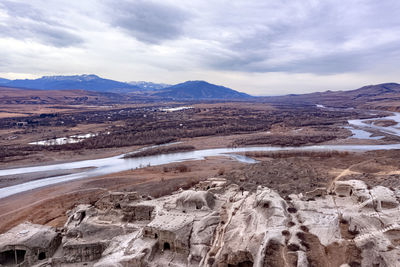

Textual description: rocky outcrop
[1,178,400,266]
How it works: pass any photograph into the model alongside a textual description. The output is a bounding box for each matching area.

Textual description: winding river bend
[1,111,400,199]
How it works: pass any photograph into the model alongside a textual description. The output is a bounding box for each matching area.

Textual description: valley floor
[1,102,400,235]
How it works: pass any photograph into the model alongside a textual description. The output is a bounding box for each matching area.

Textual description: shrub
[176,164,190,173]
[124,145,195,159]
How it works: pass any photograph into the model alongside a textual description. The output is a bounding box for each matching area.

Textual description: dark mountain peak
[154,80,251,100]
[174,80,222,87]
[182,80,210,84]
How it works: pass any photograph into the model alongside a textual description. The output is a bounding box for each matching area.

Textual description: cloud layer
[0,1,83,47]
[0,0,400,94]
[108,0,187,44]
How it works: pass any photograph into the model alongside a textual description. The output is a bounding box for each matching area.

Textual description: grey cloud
[33,25,83,47]
[1,1,50,23]
[0,1,83,47]
[107,0,188,44]
[1,0,400,84]
[208,37,400,74]
[0,52,10,68]
[187,0,400,74]
[284,42,400,74]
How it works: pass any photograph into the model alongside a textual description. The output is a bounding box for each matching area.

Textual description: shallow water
[345,127,384,140]
[348,112,400,137]
[160,106,193,112]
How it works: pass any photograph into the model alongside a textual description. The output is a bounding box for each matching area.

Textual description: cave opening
[228,261,253,267]
[38,251,46,260]
[0,249,26,265]
[163,242,171,250]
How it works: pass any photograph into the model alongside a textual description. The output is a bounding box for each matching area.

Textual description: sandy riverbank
[0,157,245,233]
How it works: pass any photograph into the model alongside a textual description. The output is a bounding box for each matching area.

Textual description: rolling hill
[0,86,126,105]
[154,80,251,100]
[263,83,400,110]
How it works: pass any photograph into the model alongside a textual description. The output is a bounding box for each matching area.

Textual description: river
[1,111,400,199]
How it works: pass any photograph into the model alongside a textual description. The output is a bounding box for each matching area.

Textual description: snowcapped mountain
[129,81,171,90]
[0,74,140,93]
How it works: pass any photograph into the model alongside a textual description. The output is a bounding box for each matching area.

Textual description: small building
[95,191,139,210]
[62,240,106,263]
[143,213,194,254]
[0,222,61,266]
[334,180,367,197]
[122,204,155,222]
[16,122,28,127]
[109,191,126,203]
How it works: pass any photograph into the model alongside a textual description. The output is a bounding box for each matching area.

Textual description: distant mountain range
[155,81,251,99]
[3,74,399,108]
[0,75,141,93]
[0,75,250,100]
[0,78,10,84]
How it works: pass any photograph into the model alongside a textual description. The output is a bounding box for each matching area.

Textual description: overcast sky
[1,0,400,95]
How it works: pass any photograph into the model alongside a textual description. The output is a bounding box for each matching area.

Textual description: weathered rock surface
[1,178,400,266]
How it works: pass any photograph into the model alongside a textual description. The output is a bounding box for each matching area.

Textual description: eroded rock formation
[1,177,400,266]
